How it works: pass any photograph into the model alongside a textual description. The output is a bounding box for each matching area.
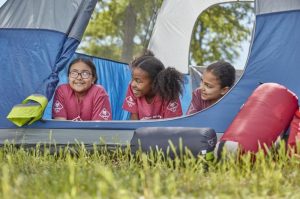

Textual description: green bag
[7,94,48,127]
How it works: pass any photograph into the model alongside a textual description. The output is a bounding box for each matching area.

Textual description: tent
[0,0,300,146]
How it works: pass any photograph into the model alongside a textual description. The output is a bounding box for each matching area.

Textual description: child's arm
[52,85,67,120]
[122,85,139,120]
[92,87,112,121]
[186,88,202,115]
[163,98,183,118]
[130,113,139,120]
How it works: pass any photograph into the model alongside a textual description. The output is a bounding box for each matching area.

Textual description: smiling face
[130,67,154,100]
[68,61,96,96]
[200,71,230,103]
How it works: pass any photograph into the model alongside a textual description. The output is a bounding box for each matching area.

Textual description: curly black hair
[131,50,184,101]
[152,67,184,101]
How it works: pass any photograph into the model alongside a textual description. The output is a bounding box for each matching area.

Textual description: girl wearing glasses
[122,50,184,120]
[52,58,112,121]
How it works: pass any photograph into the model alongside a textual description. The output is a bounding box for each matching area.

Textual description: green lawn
[0,143,300,199]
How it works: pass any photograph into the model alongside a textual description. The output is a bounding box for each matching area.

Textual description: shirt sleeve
[52,86,67,119]
[92,88,112,121]
[163,98,183,118]
[186,89,202,115]
[122,85,138,114]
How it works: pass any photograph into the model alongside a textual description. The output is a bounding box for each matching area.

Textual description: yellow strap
[7,94,48,127]
[22,94,48,110]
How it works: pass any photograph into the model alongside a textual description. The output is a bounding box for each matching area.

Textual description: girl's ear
[220,86,230,95]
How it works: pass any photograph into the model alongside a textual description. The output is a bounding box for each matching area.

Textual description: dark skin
[130,67,155,120]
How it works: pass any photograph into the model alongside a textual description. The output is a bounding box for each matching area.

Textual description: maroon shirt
[52,84,112,121]
[186,88,213,115]
[122,86,182,120]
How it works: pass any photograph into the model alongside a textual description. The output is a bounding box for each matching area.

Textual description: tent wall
[256,0,300,14]
[191,0,300,132]
[31,0,300,133]
[0,0,97,128]
[43,53,192,121]
[43,54,132,121]
[148,0,253,74]
[1,0,300,138]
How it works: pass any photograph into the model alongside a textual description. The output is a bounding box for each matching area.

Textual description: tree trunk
[121,3,137,63]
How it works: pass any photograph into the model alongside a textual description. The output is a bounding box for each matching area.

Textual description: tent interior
[1,0,300,146]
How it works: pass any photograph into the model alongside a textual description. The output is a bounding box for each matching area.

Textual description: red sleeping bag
[287,110,300,151]
[220,83,298,153]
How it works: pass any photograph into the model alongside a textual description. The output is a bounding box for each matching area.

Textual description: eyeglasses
[69,71,92,79]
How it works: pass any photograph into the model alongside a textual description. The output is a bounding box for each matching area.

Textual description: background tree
[80,0,163,63]
[79,0,254,66]
[191,3,254,66]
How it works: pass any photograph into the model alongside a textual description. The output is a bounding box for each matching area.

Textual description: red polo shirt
[52,84,112,121]
[186,88,213,115]
[122,85,182,120]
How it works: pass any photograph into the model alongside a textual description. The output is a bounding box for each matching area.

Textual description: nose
[131,81,137,88]
[76,73,83,80]
[199,82,205,91]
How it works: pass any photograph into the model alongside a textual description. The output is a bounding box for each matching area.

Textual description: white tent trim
[148,0,253,74]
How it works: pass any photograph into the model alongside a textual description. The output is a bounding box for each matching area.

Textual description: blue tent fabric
[183,9,300,133]
[36,3,300,132]
[40,37,81,99]
[92,56,131,120]
[43,54,132,121]
[0,29,69,127]
[43,53,192,121]
[1,0,300,135]
[0,0,97,128]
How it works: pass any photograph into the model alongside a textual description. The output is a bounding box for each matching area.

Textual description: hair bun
[143,50,154,57]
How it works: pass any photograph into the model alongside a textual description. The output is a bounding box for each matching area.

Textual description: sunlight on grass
[0,142,300,198]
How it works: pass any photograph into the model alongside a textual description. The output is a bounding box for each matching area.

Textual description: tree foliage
[79,0,254,66]
[80,0,163,63]
[191,3,254,66]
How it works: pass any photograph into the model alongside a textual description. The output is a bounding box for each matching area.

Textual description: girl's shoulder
[56,84,71,92]
[93,84,105,90]
[90,84,109,96]
[193,87,202,97]
[194,87,201,93]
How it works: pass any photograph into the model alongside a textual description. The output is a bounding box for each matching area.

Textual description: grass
[0,141,300,199]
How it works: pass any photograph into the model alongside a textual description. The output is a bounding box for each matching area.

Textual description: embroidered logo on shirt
[126,96,135,107]
[99,108,111,120]
[167,101,178,112]
[54,100,63,113]
[72,116,82,121]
